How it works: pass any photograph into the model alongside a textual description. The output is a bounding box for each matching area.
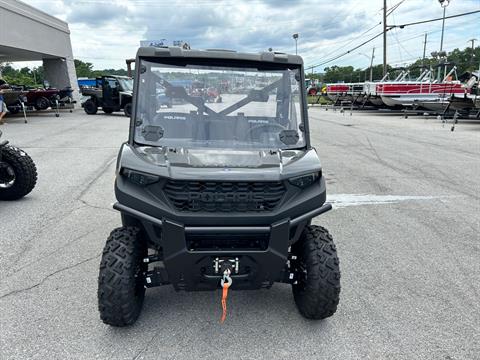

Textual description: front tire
[0,145,37,200]
[98,227,147,326]
[291,225,340,319]
[84,99,98,115]
[124,103,132,117]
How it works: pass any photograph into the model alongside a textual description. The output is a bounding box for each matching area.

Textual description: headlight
[288,171,321,188]
[122,168,160,186]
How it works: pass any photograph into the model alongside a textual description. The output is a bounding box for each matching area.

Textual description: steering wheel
[244,123,286,142]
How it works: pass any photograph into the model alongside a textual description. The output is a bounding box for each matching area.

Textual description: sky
[20,0,480,72]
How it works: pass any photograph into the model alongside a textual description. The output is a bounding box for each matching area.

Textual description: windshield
[118,78,133,92]
[133,59,305,150]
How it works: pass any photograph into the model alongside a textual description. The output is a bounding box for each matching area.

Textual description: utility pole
[468,38,477,64]
[383,0,387,76]
[370,47,375,81]
[422,33,428,68]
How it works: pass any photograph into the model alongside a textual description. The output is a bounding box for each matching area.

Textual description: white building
[0,0,78,99]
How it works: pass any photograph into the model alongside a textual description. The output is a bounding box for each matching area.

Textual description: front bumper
[113,202,332,291]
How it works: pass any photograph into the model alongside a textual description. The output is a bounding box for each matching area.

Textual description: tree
[74,59,95,78]
[1,59,130,87]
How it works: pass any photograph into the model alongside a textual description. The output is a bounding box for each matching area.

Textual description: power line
[389,10,480,29]
[307,10,480,70]
[313,0,405,67]
[386,0,406,17]
[309,31,385,69]
[309,22,382,65]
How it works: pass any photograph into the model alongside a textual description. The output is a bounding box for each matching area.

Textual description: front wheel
[291,225,341,319]
[84,99,98,115]
[124,103,132,117]
[98,227,147,326]
[0,145,37,200]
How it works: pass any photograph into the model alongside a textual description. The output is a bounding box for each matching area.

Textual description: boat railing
[442,66,458,83]
[416,69,432,82]
[393,70,406,82]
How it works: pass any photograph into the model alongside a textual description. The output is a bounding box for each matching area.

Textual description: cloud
[66,3,128,26]
[22,0,480,71]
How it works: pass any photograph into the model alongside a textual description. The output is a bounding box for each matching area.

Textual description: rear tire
[0,145,37,200]
[84,99,98,115]
[124,103,132,117]
[98,227,147,326]
[291,225,340,320]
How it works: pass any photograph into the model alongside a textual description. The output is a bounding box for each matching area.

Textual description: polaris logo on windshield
[248,119,269,124]
[164,115,187,120]
[188,192,264,203]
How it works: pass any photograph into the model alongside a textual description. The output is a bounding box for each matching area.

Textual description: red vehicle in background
[190,81,222,103]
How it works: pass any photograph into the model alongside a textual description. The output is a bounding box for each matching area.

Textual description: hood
[119,145,322,181]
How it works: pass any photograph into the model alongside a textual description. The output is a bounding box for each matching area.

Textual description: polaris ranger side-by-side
[98,47,340,326]
[82,75,133,117]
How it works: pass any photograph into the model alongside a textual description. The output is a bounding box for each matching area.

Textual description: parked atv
[81,76,133,117]
[98,47,340,326]
[0,131,37,200]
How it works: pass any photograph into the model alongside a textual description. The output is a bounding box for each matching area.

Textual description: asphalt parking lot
[1,108,479,359]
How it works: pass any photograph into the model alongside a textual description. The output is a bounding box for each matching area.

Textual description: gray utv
[98,47,340,326]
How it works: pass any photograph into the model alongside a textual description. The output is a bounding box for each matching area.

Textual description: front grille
[186,233,269,251]
[164,180,286,212]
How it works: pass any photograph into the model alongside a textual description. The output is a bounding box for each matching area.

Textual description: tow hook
[220,268,232,323]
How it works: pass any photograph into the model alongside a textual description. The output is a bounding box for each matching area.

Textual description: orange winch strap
[220,282,230,323]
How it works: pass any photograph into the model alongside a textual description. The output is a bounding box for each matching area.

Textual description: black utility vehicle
[98,47,340,326]
[82,75,133,117]
[0,131,37,200]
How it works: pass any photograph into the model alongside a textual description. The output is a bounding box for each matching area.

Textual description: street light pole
[292,33,299,55]
[438,0,450,52]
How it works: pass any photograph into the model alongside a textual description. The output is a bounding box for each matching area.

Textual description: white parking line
[327,193,442,208]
